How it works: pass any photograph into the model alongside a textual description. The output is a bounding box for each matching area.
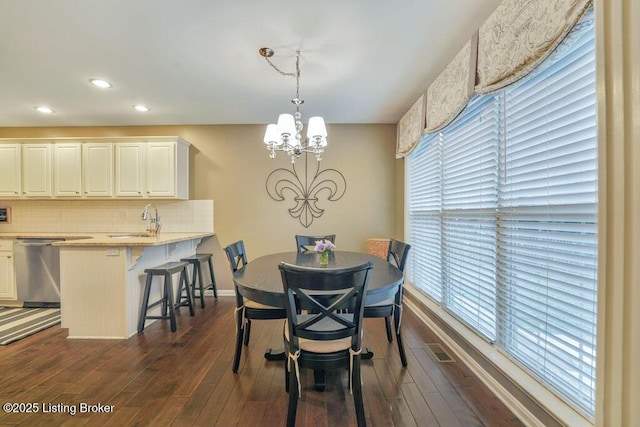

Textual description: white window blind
[408,133,443,301]
[498,19,597,414]
[406,10,597,417]
[442,96,499,340]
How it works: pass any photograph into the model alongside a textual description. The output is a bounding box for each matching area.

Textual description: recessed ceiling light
[133,105,150,112]
[35,106,54,114]
[90,79,112,88]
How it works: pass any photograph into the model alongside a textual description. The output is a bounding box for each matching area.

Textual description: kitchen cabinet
[0,136,189,200]
[115,139,189,199]
[114,143,145,197]
[0,240,16,301]
[0,144,21,197]
[53,143,82,197]
[83,143,113,197]
[22,144,52,197]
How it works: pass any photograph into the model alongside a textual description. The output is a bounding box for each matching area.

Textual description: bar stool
[138,261,194,333]
[177,253,217,309]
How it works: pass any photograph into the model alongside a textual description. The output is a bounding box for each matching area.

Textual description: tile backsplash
[0,199,213,233]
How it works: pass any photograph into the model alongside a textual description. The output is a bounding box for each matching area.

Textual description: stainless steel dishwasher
[14,238,65,308]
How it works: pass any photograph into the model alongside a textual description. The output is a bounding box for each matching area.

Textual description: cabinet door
[146,142,176,197]
[0,144,21,197]
[115,143,145,197]
[22,144,52,197]
[0,251,16,300]
[54,143,82,197]
[83,143,113,197]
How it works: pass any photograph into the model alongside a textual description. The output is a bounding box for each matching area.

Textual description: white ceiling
[0,0,501,128]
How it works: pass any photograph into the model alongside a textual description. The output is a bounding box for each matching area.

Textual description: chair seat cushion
[365,297,393,308]
[244,299,282,310]
[284,318,354,353]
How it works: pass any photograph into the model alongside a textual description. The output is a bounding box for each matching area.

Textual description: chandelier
[260,47,327,163]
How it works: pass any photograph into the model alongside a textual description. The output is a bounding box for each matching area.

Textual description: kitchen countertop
[0,232,214,247]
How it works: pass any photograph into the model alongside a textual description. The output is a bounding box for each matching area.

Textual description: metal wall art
[266,154,346,228]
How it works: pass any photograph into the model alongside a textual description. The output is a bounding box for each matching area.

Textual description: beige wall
[0,123,400,258]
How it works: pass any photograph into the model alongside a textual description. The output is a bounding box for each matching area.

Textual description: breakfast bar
[49,232,213,339]
[0,232,214,339]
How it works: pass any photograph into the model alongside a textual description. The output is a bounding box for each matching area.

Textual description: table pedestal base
[362,347,374,360]
[264,348,286,361]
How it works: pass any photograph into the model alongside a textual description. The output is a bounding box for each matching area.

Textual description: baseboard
[0,300,23,308]
[203,289,234,298]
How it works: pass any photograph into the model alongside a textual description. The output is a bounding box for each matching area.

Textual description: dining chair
[363,238,411,367]
[295,234,336,253]
[223,240,287,373]
[278,261,373,427]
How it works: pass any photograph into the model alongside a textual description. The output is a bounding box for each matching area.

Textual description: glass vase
[319,251,329,267]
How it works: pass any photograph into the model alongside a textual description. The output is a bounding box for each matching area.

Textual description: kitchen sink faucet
[141,204,161,235]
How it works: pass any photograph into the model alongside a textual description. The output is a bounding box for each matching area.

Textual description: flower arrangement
[314,239,335,266]
[314,239,335,253]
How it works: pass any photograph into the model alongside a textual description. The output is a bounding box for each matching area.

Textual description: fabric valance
[396,93,425,158]
[475,0,592,94]
[425,35,477,133]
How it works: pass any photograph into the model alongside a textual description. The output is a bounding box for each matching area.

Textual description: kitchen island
[3,232,214,339]
[57,232,214,339]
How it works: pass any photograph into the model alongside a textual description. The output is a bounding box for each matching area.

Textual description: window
[406,12,597,417]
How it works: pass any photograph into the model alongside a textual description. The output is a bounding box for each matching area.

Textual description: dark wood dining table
[233,250,403,309]
[232,250,404,389]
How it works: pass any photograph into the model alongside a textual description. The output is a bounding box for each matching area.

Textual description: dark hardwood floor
[0,297,524,426]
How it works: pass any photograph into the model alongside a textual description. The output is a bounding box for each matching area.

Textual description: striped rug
[0,307,61,345]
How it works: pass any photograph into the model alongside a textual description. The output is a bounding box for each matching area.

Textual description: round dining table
[232,250,404,389]
[233,250,404,308]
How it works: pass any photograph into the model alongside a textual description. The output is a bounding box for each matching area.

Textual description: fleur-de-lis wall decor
[266,154,347,228]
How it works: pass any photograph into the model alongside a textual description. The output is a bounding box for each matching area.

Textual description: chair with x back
[363,238,411,367]
[279,261,373,427]
[223,240,287,373]
[295,234,337,253]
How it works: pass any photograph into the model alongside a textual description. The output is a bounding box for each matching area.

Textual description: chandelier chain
[263,51,301,103]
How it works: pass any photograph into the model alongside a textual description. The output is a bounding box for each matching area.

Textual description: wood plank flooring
[0,297,524,426]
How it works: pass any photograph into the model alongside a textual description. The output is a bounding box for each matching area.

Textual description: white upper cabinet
[22,144,52,197]
[83,143,113,197]
[0,137,189,200]
[53,143,82,197]
[146,142,175,197]
[116,139,189,199]
[0,144,21,197]
[115,143,145,197]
